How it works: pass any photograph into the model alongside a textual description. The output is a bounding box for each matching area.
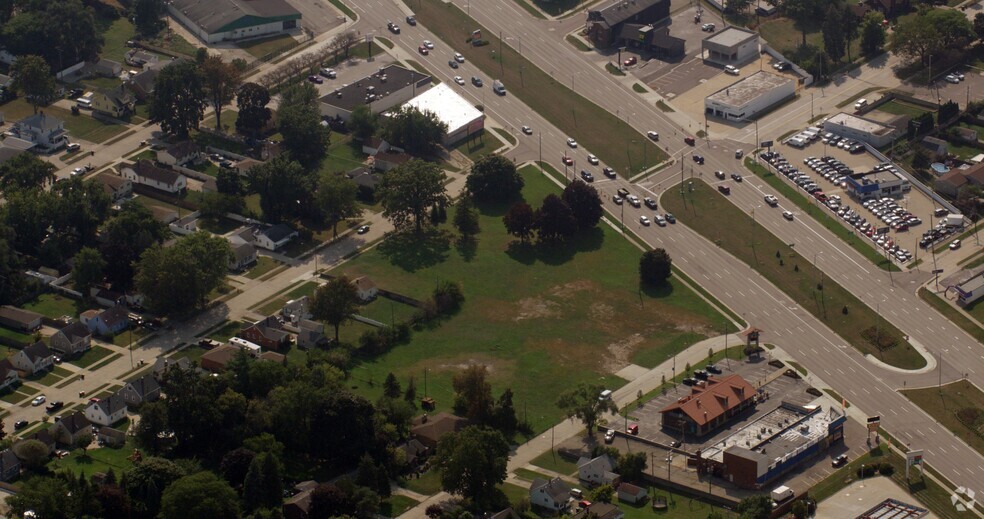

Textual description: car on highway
[783,210,794,220]
[418,46,428,55]
[731,173,743,182]
[655,215,667,227]
[454,76,465,85]
[714,170,726,180]
[562,156,574,166]
[31,395,46,406]
[718,184,731,195]
[623,56,637,66]
[644,197,657,209]
[603,167,616,178]
[617,187,630,197]
[604,429,615,443]
[566,138,578,148]
[665,213,676,223]
[423,40,434,49]
[669,440,682,448]
[587,154,599,165]
[471,76,483,86]
[647,131,659,141]
[448,60,458,69]
[950,239,961,250]
[685,136,696,145]
[521,125,532,135]
[454,52,465,63]
[724,65,740,75]
[406,15,416,25]
[612,195,623,205]
[387,22,400,33]
[693,155,704,164]
[13,420,28,430]
[764,195,779,206]
[640,215,651,226]
[357,225,370,234]
[831,454,848,467]
[626,195,641,207]
[580,170,594,182]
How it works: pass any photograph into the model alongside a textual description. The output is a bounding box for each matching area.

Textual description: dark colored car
[307,75,323,84]
[13,420,28,430]
[718,184,731,195]
[685,136,696,145]
[46,401,64,413]
[580,170,594,182]
[706,364,722,374]
[406,15,416,25]
[681,378,696,386]
[832,454,848,467]
[731,173,743,182]
[693,155,705,164]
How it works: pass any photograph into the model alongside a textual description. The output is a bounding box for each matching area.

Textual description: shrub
[857,464,877,478]
[878,463,894,476]
[433,281,465,315]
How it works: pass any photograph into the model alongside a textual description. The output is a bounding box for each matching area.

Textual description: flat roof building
[401,83,486,145]
[705,71,795,122]
[168,0,301,44]
[320,65,431,122]
[956,272,984,306]
[844,166,910,201]
[702,26,759,65]
[822,112,899,148]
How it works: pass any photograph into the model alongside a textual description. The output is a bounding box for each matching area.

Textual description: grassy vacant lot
[96,16,136,64]
[335,167,731,434]
[201,109,240,135]
[415,0,666,175]
[662,180,925,369]
[48,439,137,477]
[323,135,369,173]
[744,158,898,271]
[451,130,506,163]
[23,293,79,319]
[71,346,116,369]
[918,288,984,343]
[877,100,933,118]
[758,17,861,72]
[902,380,984,458]
[244,256,282,280]
[56,108,128,144]
[237,34,298,59]
[380,495,419,517]
[531,449,579,475]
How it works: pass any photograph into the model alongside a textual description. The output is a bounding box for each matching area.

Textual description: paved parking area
[286,0,347,34]
[815,471,938,519]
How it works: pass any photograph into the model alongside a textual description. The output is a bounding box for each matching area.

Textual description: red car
[628,423,639,435]
[418,46,429,55]
[623,56,637,66]
[685,136,696,145]
[562,156,574,166]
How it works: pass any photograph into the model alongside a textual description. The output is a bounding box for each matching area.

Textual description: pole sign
[760,140,773,148]
[906,449,924,479]
[932,269,945,275]
[867,416,880,433]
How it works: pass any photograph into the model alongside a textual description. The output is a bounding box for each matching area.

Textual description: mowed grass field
[334,167,731,434]
[662,180,926,370]
[902,380,984,459]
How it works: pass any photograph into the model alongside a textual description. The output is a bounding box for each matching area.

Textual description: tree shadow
[377,229,451,272]
[535,227,605,265]
[455,236,478,262]
[639,280,674,300]
[505,240,536,265]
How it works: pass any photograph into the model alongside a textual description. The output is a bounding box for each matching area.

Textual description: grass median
[662,180,926,370]
[744,158,899,272]
[415,0,665,175]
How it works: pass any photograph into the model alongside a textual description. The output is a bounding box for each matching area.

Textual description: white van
[598,389,613,401]
[787,137,807,148]
[75,98,92,109]
[854,98,868,110]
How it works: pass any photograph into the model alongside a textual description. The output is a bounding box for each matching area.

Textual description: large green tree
[243,452,284,511]
[2,188,54,255]
[435,426,511,509]
[315,172,361,238]
[821,4,848,63]
[310,275,361,342]
[134,0,165,36]
[891,9,974,65]
[556,383,618,434]
[736,495,772,519]
[159,472,240,519]
[535,194,576,242]
[860,12,887,56]
[453,196,481,237]
[72,246,106,296]
[769,0,825,47]
[236,82,273,137]
[562,180,603,231]
[640,248,672,286]
[150,60,207,138]
[348,104,378,140]
[51,176,111,248]
[277,82,331,169]
[201,55,242,131]
[40,0,102,70]
[247,154,314,222]
[8,476,74,519]
[381,106,448,156]
[466,155,524,203]
[134,232,232,316]
[101,202,170,289]
[503,202,536,243]
[0,148,55,191]
[377,159,449,233]
[11,54,55,113]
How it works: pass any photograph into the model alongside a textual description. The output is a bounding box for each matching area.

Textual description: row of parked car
[761,151,828,201]
[681,363,723,386]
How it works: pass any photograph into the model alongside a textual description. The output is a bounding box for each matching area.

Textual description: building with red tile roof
[659,374,757,437]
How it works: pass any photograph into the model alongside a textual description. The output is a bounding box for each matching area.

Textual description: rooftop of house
[22,341,53,363]
[530,477,572,503]
[164,140,198,158]
[57,321,92,341]
[57,411,92,434]
[127,374,161,398]
[0,305,43,325]
[126,160,184,186]
[16,112,64,131]
[92,393,127,416]
[260,223,296,243]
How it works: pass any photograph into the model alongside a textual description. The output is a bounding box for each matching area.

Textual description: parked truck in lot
[771,485,794,506]
[946,213,965,228]
[492,79,506,95]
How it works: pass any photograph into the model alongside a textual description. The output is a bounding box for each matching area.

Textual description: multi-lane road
[345,0,984,491]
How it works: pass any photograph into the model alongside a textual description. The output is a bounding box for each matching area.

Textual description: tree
[383,373,402,399]
[776,0,824,47]
[503,202,536,243]
[244,452,284,511]
[11,55,54,113]
[466,155,524,203]
[316,172,361,238]
[617,452,647,482]
[377,159,449,233]
[216,168,243,195]
[159,471,240,519]
[199,191,244,220]
[590,484,615,503]
[3,188,54,255]
[453,197,481,237]
[535,194,576,242]
[452,365,494,423]
[405,376,417,404]
[310,275,361,342]
[236,82,273,137]
[640,248,672,286]
[822,4,848,63]
[201,55,242,131]
[562,180,603,231]
[736,495,772,519]
[381,106,448,156]
[0,152,55,192]
[72,246,105,296]
[150,60,207,138]
[134,232,232,316]
[490,388,520,437]
[726,0,752,14]
[134,0,165,36]
[8,476,73,519]
[790,500,808,519]
[277,82,331,169]
[50,176,111,247]
[12,439,48,468]
[860,12,887,56]
[247,154,314,223]
[349,104,378,140]
[41,0,102,70]
[219,448,256,488]
[101,202,169,289]
[0,228,22,306]
[556,383,618,435]
[435,426,511,509]
[975,12,984,40]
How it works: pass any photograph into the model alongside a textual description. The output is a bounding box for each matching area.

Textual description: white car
[587,154,599,165]
[521,125,532,135]
[71,167,85,177]
[423,40,434,49]
[764,195,779,206]
[724,65,740,75]
[454,76,465,85]
[66,143,81,152]
[31,395,46,406]
[950,239,962,250]
[454,52,465,63]
[567,138,577,148]
[604,430,616,443]
[782,211,794,221]
[639,215,650,226]
[655,215,667,227]
[945,74,960,84]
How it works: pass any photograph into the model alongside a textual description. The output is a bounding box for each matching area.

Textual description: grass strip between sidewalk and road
[662,180,926,370]
[745,158,899,272]
[917,287,984,343]
[413,0,666,176]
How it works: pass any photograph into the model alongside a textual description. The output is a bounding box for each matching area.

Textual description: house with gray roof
[577,454,620,486]
[85,393,128,426]
[92,85,136,119]
[529,477,572,512]
[0,359,19,392]
[157,140,200,166]
[167,0,302,44]
[120,160,187,194]
[10,341,54,376]
[120,374,161,407]
[9,112,69,153]
[49,322,92,356]
[0,449,20,481]
[255,224,297,251]
[0,305,43,332]
[50,411,93,446]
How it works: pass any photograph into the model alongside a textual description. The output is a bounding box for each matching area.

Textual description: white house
[577,454,620,486]
[227,230,258,271]
[0,360,19,392]
[529,477,571,512]
[9,112,69,153]
[282,296,312,321]
[10,341,54,376]
[84,393,128,426]
[119,374,161,407]
[255,224,297,251]
[119,160,187,194]
[353,276,379,301]
[80,306,130,336]
[156,140,200,166]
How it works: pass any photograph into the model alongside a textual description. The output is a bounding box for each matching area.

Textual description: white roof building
[401,83,486,145]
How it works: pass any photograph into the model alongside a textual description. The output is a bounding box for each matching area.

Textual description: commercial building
[697,402,846,490]
[401,83,485,145]
[704,71,795,122]
[585,0,671,49]
[822,112,899,148]
[702,26,759,65]
[843,167,911,201]
[659,374,757,437]
[167,0,301,44]
[320,65,431,122]
[955,272,984,306]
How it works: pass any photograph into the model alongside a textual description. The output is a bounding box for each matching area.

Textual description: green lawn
[0,98,41,121]
[514,467,552,481]
[244,256,283,279]
[0,385,38,404]
[254,281,321,316]
[918,288,984,344]
[22,294,79,319]
[203,320,247,342]
[96,16,136,64]
[380,495,419,517]
[662,180,926,370]
[328,0,356,19]
[33,369,67,387]
[451,130,506,163]
[70,346,116,369]
[902,380,984,459]
[237,34,298,59]
[415,0,666,175]
[619,487,731,519]
[199,216,241,235]
[758,17,862,73]
[127,149,156,162]
[401,468,443,495]
[148,30,199,58]
[0,327,33,344]
[190,160,221,177]
[493,127,517,146]
[55,107,128,144]
[566,34,591,51]
[876,100,933,118]
[744,158,898,271]
[201,109,240,135]
[336,167,731,435]
[530,450,580,476]
[112,327,148,347]
[48,439,137,477]
[322,135,369,173]
[357,298,420,327]
[606,63,626,76]
[823,388,850,408]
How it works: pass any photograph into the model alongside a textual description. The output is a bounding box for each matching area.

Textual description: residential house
[153,356,191,381]
[372,150,412,171]
[157,141,200,167]
[91,86,136,119]
[260,351,286,365]
[490,508,520,519]
[920,136,948,157]
[49,322,93,356]
[255,224,298,251]
[0,449,20,482]
[10,112,69,153]
[229,241,258,271]
[124,49,159,68]
[10,341,55,376]
[119,160,187,194]
[80,306,130,336]
[0,147,26,167]
[97,426,127,448]
[410,412,468,449]
[282,296,312,322]
[0,305,43,332]
[239,316,291,351]
[127,66,162,100]
[19,430,56,453]
[200,344,243,373]
[353,276,378,301]
[0,360,18,392]
[577,454,620,486]
[87,59,123,78]
[573,503,624,519]
[296,319,328,349]
[84,393,128,426]
[119,374,161,407]
[50,411,93,446]
[362,137,390,155]
[616,483,647,504]
[399,438,429,469]
[236,158,264,175]
[92,172,133,202]
[90,285,125,307]
[0,73,13,96]
[529,477,572,512]
[283,480,318,519]
[347,167,382,200]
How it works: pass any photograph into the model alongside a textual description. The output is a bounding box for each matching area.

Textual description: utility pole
[498,31,504,78]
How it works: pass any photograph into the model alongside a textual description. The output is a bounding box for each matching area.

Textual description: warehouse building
[168,0,302,44]
[320,65,431,122]
[822,112,899,148]
[705,71,795,122]
[702,26,759,66]
[585,0,671,48]
[401,83,485,145]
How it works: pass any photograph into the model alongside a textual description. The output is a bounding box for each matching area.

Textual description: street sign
[933,269,945,274]
[760,140,773,148]
[867,416,880,423]
[877,227,890,235]
[867,415,880,433]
